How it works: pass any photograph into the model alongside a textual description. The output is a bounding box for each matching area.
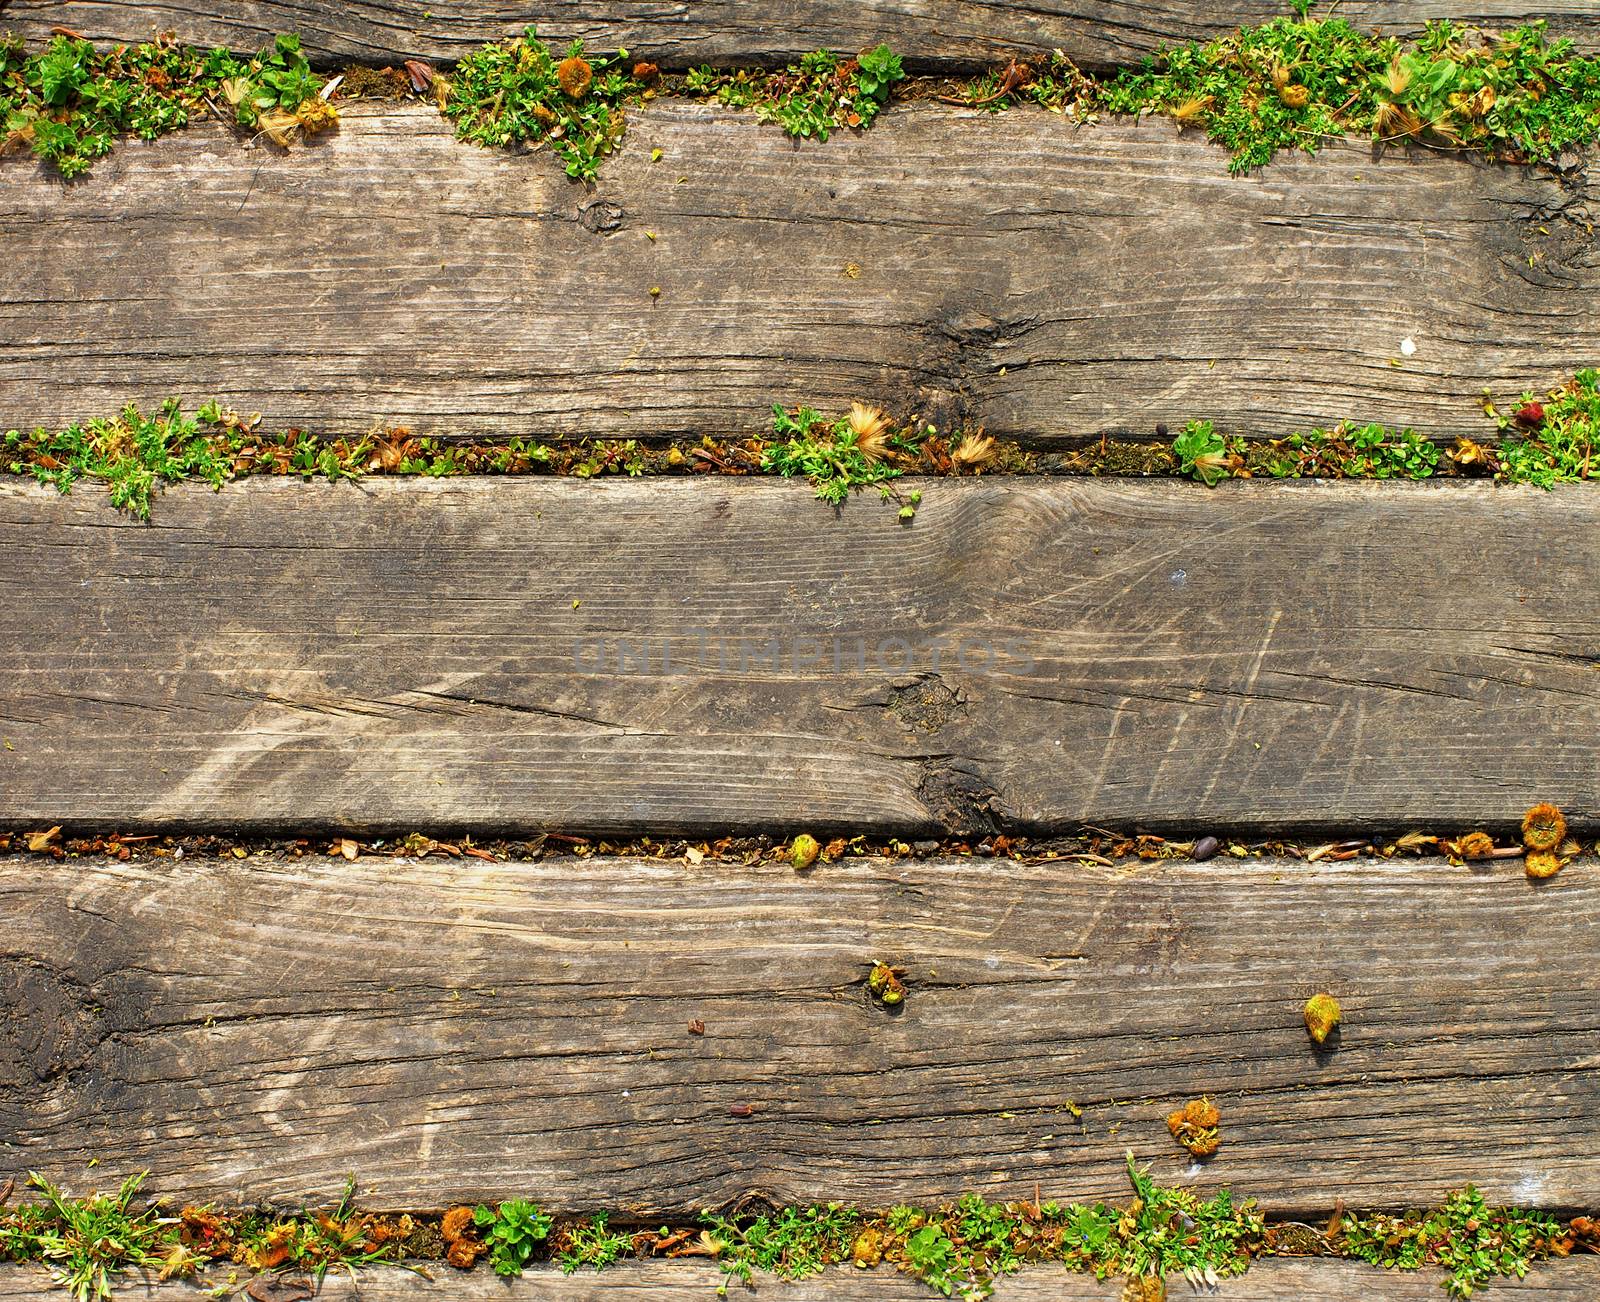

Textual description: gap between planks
[3,1258,1600,1299]
[2,852,1597,1214]
[2,1,1598,67]
[0,103,1594,443]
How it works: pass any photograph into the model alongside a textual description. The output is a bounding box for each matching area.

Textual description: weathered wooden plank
[2,476,1598,836]
[3,2,1598,67]
[1,104,1594,444]
[2,854,1597,1214]
[4,1259,1600,1300]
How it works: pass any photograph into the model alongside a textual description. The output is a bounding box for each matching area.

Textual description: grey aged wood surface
[3,2,1597,67]
[1,104,1593,443]
[2,1257,1600,1298]
[2,475,1597,837]
[2,852,1596,1211]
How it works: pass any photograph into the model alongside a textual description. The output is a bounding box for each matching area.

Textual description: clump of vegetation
[684,44,905,140]
[473,1200,552,1277]
[555,1213,635,1274]
[1303,992,1343,1044]
[0,32,332,177]
[761,401,921,506]
[1521,801,1573,880]
[0,1166,1582,1300]
[3,1174,172,1302]
[1098,15,1600,173]
[1491,369,1600,488]
[867,960,907,1007]
[438,27,641,180]
[1171,373,1600,488]
[1342,1186,1565,1298]
[700,1203,861,1294]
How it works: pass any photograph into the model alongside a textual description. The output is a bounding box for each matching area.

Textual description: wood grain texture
[2,853,1598,1213]
[4,1259,1600,1300]
[0,104,1594,444]
[2,2,1598,67]
[4,475,1599,837]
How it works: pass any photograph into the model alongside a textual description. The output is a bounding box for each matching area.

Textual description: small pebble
[1190,835,1220,862]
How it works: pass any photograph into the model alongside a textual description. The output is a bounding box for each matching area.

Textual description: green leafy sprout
[13,1173,172,1302]
[1097,15,1600,174]
[440,28,640,180]
[685,43,906,140]
[0,31,328,178]
[760,402,920,505]
[556,1212,635,1274]
[473,1199,552,1277]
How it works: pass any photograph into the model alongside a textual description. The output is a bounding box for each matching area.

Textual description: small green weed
[1172,420,1239,486]
[440,28,640,180]
[1493,367,1600,487]
[0,32,330,178]
[699,1203,860,1294]
[556,1212,634,1274]
[761,402,918,505]
[1100,15,1600,173]
[685,44,905,140]
[1343,1186,1563,1298]
[473,1199,552,1277]
[16,1173,172,1302]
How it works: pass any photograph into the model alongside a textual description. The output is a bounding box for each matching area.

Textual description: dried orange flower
[558,55,593,99]
[1522,803,1567,852]
[1526,849,1564,880]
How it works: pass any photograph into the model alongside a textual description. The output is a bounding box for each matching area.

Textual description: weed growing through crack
[8,1174,172,1302]
[6,375,1597,517]
[1171,370,1597,488]
[473,1200,553,1277]
[760,401,922,505]
[438,27,641,180]
[1096,14,1600,172]
[684,44,905,140]
[0,1165,1581,1300]
[555,1212,635,1274]
[699,1203,861,1293]
[0,31,332,177]
[1343,1186,1565,1298]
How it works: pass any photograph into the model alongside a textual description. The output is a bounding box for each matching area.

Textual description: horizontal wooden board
[4,475,1599,837]
[4,1259,1600,1301]
[1,104,1595,444]
[2,853,1598,1215]
[3,2,1598,67]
